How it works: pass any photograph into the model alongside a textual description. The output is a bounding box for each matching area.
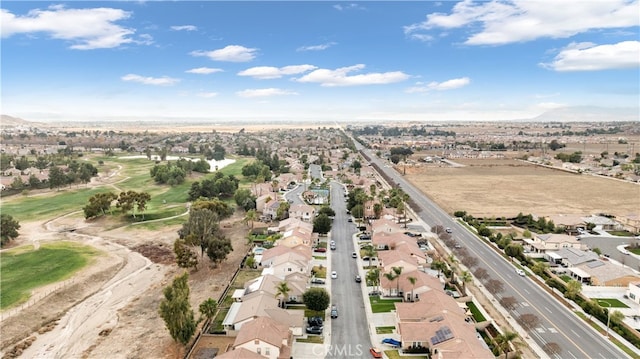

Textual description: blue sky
[1,1,639,123]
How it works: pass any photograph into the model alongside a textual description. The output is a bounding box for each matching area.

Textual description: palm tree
[459,271,473,296]
[275,281,291,308]
[363,245,376,268]
[431,260,447,279]
[367,268,381,292]
[447,254,458,283]
[494,331,518,359]
[392,266,403,295]
[199,298,218,325]
[383,271,398,297]
[407,276,417,302]
[244,209,258,229]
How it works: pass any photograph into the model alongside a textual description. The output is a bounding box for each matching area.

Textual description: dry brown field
[403,158,639,219]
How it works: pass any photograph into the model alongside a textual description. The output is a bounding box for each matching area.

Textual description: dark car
[331,306,338,318]
[306,326,323,335]
[403,231,418,237]
[311,278,325,285]
[314,247,327,253]
[308,316,323,327]
[359,234,371,240]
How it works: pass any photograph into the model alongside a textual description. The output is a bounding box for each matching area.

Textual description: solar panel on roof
[430,326,454,345]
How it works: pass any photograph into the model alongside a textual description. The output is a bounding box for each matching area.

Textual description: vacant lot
[404,159,639,218]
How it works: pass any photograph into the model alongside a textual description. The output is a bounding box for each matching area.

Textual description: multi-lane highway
[356,143,629,359]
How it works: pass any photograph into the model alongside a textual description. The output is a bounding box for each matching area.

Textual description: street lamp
[600,300,612,338]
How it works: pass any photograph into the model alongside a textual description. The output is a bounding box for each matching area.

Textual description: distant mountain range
[1,106,638,127]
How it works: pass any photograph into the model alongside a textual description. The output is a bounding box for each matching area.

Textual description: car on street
[352,251,358,258]
[306,326,323,335]
[330,243,336,250]
[331,305,338,318]
[331,271,338,279]
[369,347,383,358]
[516,269,526,277]
[355,275,362,283]
[445,227,453,233]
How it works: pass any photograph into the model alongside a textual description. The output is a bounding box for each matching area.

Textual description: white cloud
[186,67,223,75]
[406,77,471,93]
[121,74,180,86]
[190,45,258,62]
[196,92,218,98]
[296,42,337,51]
[236,88,298,98]
[171,25,197,31]
[238,65,317,79]
[405,0,640,45]
[294,64,409,87]
[333,4,365,11]
[540,41,640,71]
[1,6,137,49]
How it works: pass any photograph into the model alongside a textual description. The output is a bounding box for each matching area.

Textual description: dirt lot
[403,158,639,218]
[0,211,251,359]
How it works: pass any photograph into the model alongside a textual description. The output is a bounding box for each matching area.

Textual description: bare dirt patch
[403,158,639,218]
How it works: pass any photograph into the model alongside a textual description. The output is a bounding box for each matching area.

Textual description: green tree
[532,261,549,276]
[392,266,403,295]
[317,205,336,217]
[199,298,217,323]
[565,279,582,300]
[244,209,258,229]
[494,331,518,359]
[275,281,291,308]
[48,166,66,190]
[366,268,380,291]
[159,272,196,346]
[179,208,220,258]
[459,270,473,296]
[174,239,198,270]
[205,236,233,267]
[407,276,417,302]
[383,271,398,296]
[303,287,330,315]
[313,213,332,235]
[431,260,447,278]
[1,214,21,247]
[363,245,377,268]
[505,244,524,259]
[234,188,256,211]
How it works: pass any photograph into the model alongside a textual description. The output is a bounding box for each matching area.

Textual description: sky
[1,0,639,124]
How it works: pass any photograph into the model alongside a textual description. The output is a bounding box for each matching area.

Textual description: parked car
[359,234,371,240]
[355,275,362,283]
[331,306,338,318]
[369,290,382,296]
[381,338,401,347]
[331,271,338,279]
[307,316,323,327]
[306,326,323,335]
[403,231,418,237]
[330,244,336,250]
[445,227,453,233]
[370,347,383,358]
[352,252,358,258]
[314,247,327,253]
[311,278,325,284]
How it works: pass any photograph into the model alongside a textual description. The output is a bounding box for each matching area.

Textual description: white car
[516,269,526,277]
[331,271,338,279]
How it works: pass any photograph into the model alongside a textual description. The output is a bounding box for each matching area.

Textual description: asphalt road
[356,143,629,359]
[327,181,373,359]
[579,235,640,271]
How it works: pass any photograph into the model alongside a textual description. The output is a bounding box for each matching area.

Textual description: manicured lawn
[596,298,630,308]
[369,295,402,313]
[1,187,106,222]
[466,301,487,322]
[376,326,395,334]
[0,242,101,309]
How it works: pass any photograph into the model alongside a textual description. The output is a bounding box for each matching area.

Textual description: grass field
[0,156,251,225]
[0,242,101,309]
